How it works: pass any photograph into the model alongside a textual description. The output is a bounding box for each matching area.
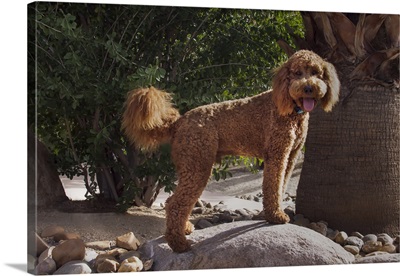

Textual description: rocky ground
[31,153,400,273]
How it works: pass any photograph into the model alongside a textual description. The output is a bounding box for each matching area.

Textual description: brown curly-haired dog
[122,50,340,252]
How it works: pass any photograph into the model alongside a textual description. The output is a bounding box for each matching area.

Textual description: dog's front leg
[262,137,294,224]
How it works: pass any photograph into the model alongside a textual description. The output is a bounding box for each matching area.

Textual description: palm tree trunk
[296,85,400,235]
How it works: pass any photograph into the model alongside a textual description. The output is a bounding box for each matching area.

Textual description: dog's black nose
[304,85,312,94]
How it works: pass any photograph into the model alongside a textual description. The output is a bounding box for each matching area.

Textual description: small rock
[235,209,250,216]
[54,260,92,274]
[377,233,393,245]
[253,196,260,202]
[309,222,327,236]
[211,215,220,223]
[195,219,214,229]
[53,232,81,242]
[142,259,154,271]
[213,204,228,212]
[343,245,360,255]
[218,211,235,222]
[350,231,364,239]
[118,256,143,272]
[345,236,364,249]
[38,246,54,264]
[293,217,310,228]
[52,239,85,267]
[41,225,65,238]
[191,207,204,214]
[97,258,120,273]
[85,240,112,250]
[362,234,377,243]
[107,247,128,257]
[84,248,98,263]
[195,199,204,208]
[34,257,57,275]
[394,235,399,244]
[116,232,140,251]
[252,210,265,220]
[381,244,396,253]
[94,254,117,271]
[118,250,141,262]
[205,202,213,209]
[334,231,348,245]
[362,241,383,254]
[326,229,339,240]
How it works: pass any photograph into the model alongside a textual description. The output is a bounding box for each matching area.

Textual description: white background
[1,0,399,275]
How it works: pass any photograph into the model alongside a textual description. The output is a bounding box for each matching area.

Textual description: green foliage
[28,2,303,209]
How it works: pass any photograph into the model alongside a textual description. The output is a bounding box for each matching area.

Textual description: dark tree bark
[28,128,69,210]
[280,12,400,235]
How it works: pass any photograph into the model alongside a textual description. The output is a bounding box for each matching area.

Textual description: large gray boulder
[140,221,354,270]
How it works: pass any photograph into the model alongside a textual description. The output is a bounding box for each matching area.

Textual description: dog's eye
[311,70,319,76]
[295,71,302,76]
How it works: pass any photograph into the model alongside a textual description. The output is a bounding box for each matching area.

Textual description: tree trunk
[28,128,69,210]
[287,12,400,236]
[296,85,400,235]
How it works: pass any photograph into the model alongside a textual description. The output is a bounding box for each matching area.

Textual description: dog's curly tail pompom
[122,86,180,151]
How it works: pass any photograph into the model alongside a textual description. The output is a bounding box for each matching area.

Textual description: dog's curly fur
[122,50,340,252]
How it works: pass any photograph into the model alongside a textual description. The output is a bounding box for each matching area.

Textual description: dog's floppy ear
[320,61,340,112]
[272,62,295,116]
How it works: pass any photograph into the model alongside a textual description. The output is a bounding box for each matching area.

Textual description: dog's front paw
[265,210,290,224]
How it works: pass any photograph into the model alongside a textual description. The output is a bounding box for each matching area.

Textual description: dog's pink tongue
[303,98,315,112]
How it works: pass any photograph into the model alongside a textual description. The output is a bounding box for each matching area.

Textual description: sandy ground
[36,154,303,244]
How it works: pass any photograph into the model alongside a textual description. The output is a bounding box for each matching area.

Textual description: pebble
[377,233,393,245]
[191,207,205,214]
[309,222,327,236]
[85,241,112,250]
[326,228,339,240]
[41,226,65,238]
[107,247,128,257]
[219,211,235,222]
[38,246,54,264]
[394,235,400,244]
[350,231,364,239]
[94,254,117,271]
[52,239,85,267]
[118,250,141,262]
[53,232,81,242]
[334,231,348,245]
[362,241,383,254]
[344,245,360,255]
[362,234,377,243]
[195,199,204,208]
[116,232,140,251]
[195,219,214,229]
[346,236,364,250]
[34,257,57,275]
[97,258,120,273]
[84,248,98,263]
[54,260,92,274]
[118,256,143,272]
[293,217,310,228]
[235,209,250,217]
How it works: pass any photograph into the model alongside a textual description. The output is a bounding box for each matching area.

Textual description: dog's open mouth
[301,98,316,112]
